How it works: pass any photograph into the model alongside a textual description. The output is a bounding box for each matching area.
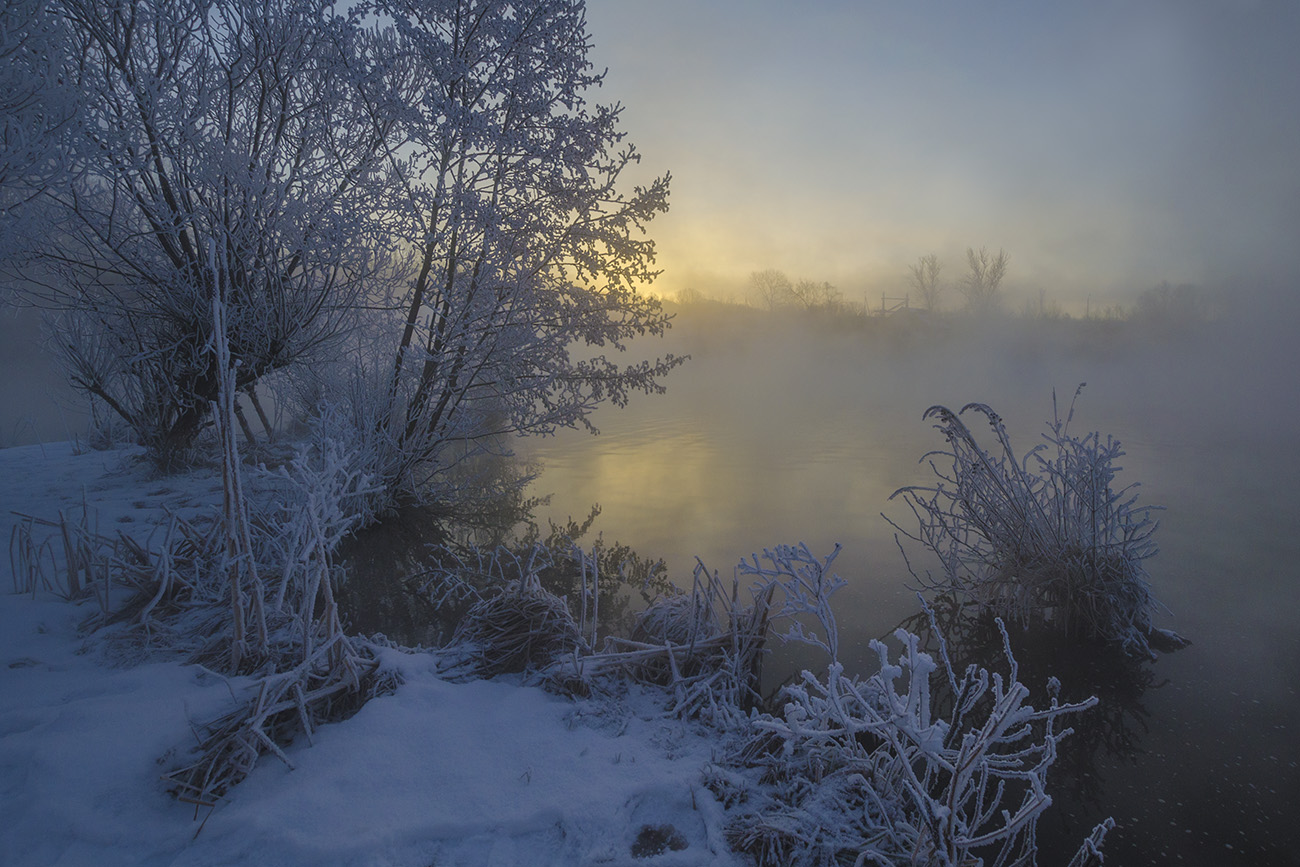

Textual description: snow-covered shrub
[736,543,847,664]
[711,620,1110,867]
[622,543,1114,865]
[888,386,1179,656]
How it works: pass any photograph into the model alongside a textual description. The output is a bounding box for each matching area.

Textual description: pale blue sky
[585,0,1300,309]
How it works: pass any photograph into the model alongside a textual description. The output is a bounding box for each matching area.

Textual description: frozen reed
[888,386,1183,656]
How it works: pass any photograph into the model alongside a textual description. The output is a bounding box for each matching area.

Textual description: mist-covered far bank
[5,272,1296,453]
[644,283,1300,448]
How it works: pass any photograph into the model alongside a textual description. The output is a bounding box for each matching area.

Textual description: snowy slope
[0,443,743,866]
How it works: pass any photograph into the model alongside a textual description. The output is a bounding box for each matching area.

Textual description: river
[519,303,1300,865]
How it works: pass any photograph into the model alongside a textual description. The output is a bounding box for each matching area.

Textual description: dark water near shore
[519,308,1300,865]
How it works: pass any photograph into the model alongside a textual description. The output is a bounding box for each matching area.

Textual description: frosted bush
[649,543,1114,866]
[888,386,1182,656]
[736,543,847,663]
[711,619,1110,866]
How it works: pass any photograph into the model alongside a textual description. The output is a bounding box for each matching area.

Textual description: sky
[583,0,1300,310]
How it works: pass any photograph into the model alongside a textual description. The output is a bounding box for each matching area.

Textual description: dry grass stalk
[164,473,384,804]
[163,413,395,804]
[10,515,57,596]
[211,290,268,672]
[155,298,393,806]
[8,509,104,600]
[164,639,382,805]
[8,504,189,616]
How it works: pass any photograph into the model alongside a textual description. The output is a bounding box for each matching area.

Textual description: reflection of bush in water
[333,505,454,646]
[518,506,676,641]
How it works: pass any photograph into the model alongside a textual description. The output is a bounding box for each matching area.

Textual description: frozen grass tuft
[888,385,1184,656]
[450,571,585,679]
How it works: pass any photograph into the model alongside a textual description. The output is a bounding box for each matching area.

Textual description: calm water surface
[520,312,1300,865]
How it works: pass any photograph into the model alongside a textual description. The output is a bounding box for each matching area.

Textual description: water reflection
[334,504,454,646]
[334,453,540,646]
[333,459,675,648]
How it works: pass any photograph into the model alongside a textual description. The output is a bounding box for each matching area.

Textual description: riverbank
[0,442,742,866]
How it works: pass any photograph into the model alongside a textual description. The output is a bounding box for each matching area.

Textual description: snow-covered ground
[0,443,743,866]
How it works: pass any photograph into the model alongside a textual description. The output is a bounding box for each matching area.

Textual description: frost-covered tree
[309,0,681,505]
[20,0,389,464]
[10,0,680,492]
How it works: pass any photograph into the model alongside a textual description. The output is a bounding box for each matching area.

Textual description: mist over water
[522,300,1300,864]
[0,305,85,447]
[3,285,1298,862]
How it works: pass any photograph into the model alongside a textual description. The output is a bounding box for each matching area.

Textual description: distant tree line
[732,247,1008,317]
[746,268,846,313]
[681,253,1208,333]
[905,247,1009,314]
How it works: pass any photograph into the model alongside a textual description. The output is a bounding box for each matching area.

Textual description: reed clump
[888,385,1183,656]
[450,574,585,678]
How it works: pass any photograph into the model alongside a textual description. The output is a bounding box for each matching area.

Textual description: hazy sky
[584,0,1300,309]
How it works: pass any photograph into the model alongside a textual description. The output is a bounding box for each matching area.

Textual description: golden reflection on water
[521,395,926,644]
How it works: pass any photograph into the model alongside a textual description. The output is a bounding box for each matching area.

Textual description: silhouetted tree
[676,286,704,305]
[790,278,841,311]
[748,268,793,310]
[907,253,943,312]
[960,246,1008,313]
[1133,281,1206,329]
